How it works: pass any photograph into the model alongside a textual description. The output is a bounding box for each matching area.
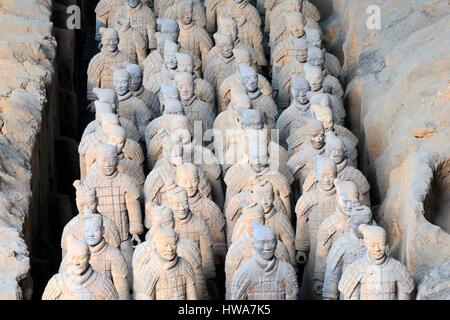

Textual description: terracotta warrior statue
[43,235,118,300]
[176,163,226,265]
[287,119,325,193]
[217,0,261,30]
[314,179,361,297]
[307,46,344,99]
[204,33,237,92]
[133,225,197,300]
[124,62,161,119]
[264,0,321,33]
[160,0,206,28]
[233,15,267,70]
[310,97,358,167]
[238,64,278,129]
[113,0,156,51]
[269,0,322,49]
[84,143,144,275]
[115,16,147,68]
[95,0,127,40]
[218,48,273,112]
[166,187,218,298]
[177,0,213,66]
[271,12,306,88]
[277,74,313,147]
[144,133,212,206]
[294,156,337,299]
[305,26,342,79]
[143,31,176,86]
[231,180,296,266]
[338,225,415,300]
[322,205,375,300]
[319,134,370,205]
[225,204,290,299]
[174,72,215,134]
[87,28,128,103]
[276,37,309,109]
[135,204,209,299]
[203,16,258,72]
[61,181,121,257]
[81,214,129,300]
[224,138,292,215]
[112,67,152,137]
[143,39,179,103]
[176,52,215,110]
[231,223,299,300]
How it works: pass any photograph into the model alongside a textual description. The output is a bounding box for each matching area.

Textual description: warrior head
[152,225,179,261]
[99,28,119,53]
[174,72,195,102]
[93,101,113,123]
[147,204,175,229]
[170,117,192,145]
[218,16,238,42]
[359,225,388,262]
[96,143,118,177]
[230,84,251,112]
[123,62,143,92]
[105,124,127,154]
[325,134,347,165]
[304,64,324,92]
[158,18,179,42]
[166,186,191,221]
[214,33,234,59]
[65,235,91,276]
[285,12,305,38]
[305,27,322,49]
[239,64,258,93]
[233,48,253,67]
[252,180,275,214]
[100,113,120,136]
[83,213,105,247]
[307,46,325,69]
[176,52,195,74]
[314,156,337,192]
[177,0,194,26]
[292,37,308,64]
[111,67,131,96]
[163,40,179,70]
[291,74,310,106]
[176,163,199,197]
[334,179,360,216]
[239,108,263,130]
[305,118,325,150]
[126,0,141,9]
[248,138,269,173]
[93,88,118,111]
[161,83,181,105]
[239,202,265,238]
[252,223,277,261]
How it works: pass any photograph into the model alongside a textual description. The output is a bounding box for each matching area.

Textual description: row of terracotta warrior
[41,0,415,300]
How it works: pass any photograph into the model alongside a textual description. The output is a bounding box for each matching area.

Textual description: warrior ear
[73,180,82,190]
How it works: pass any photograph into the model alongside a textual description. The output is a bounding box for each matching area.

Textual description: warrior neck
[292,100,310,113]
[90,238,107,254]
[366,251,387,266]
[254,252,277,273]
[336,158,348,174]
[118,91,132,102]
[248,88,262,100]
[132,86,145,97]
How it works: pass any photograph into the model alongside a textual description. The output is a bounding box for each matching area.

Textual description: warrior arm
[111,251,130,300]
[230,266,251,300]
[322,244,345,300]
[284,263,299,300]
[184,261,198,300]
[125,185,144,235]
[314,223,336,283]
[199,225,217,280]
[295,196,315,251]
[41,276,62,300]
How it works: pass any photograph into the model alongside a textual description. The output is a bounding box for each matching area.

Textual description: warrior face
[218,38,234,58]
[75,184,97,214]
[313,106,334,132]
[351,206,373,238]
[254,227,277,261]
[176,165,199,197]
[336,183,360,216]
[164,51,178,70]
[169,144,184,166]
[307,72,323,92]
[127,0,140,9]
[241,70,258,93]
[154,234,178,261]
[176,76,195,101]
[112,69,130,96]
[287,19,305,38]
[315,159,337,192]
[222,23,238,43]
[364,233,386,261]
[291,76,310,106]
[253,183,274,214]
[248,147,269,173]
[308,47,325,68]
[308,125,325,149]
[325,136,346,164]
[167,189,190,220]
[97,146,118,176]
[83,215,104,247]
[101,30,119,53]
[66,241,90,276]
[178,4,193,25]
[177,57,194,74]
[129,72,143,92]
